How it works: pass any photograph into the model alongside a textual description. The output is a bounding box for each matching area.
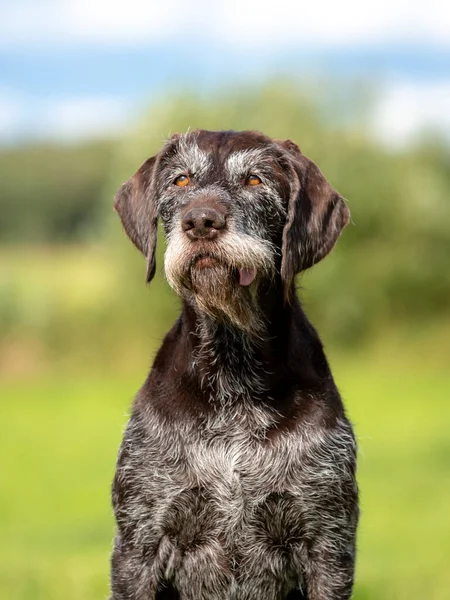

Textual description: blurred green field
[1,365,449,600]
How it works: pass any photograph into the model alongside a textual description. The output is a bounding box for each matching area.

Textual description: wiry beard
[189,261,263,334]
[164,228,276,334]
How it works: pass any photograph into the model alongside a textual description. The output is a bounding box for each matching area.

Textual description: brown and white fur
[111,130,358,600]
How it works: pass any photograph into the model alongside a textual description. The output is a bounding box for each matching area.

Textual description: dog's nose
[182,207,226,239]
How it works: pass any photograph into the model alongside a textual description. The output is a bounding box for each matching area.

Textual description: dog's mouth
[193,254,220,269]
[191,254,256,287]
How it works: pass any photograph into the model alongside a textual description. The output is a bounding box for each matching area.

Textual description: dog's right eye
[247,175,262,186]
[174,175,190,187]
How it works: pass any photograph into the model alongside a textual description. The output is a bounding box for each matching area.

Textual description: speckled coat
[111,130,359,600]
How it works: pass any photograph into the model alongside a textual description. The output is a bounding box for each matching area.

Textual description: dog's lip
[194,255,219,268]
[190,253,257,286]
[191,253,220,267]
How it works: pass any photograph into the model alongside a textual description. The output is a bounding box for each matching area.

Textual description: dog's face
[115,130,349,331]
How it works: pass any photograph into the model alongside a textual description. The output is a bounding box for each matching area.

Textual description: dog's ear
[114,156,158,283]
[277,139,350,289]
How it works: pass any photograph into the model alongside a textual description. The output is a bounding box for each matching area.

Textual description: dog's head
[115,130,349,331]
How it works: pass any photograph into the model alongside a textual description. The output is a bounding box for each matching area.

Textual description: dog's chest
[118,403,355,588]
[157,408,316,552]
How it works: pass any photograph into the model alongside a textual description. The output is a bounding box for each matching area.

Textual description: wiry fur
[191,317,270,404]
[164,225,276,334]
[111,130,358,599]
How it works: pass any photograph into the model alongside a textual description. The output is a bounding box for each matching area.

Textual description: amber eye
[174,175,189,187]
[247,175,262,186]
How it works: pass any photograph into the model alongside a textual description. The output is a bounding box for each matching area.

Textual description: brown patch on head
[186,129,273,154]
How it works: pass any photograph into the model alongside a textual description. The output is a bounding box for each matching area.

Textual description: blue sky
[1,0,450,145]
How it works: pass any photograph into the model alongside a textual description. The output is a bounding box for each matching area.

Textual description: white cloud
[0,89,26,140]
[372,81,450,146]
[0,0,209,47]
[217,0,440,47]
[42,96,135,139]
[0,90,135,141]
[2,82,450,146]
[1,0,449,48]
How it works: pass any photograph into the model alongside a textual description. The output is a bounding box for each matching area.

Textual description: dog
[111,130,358,600]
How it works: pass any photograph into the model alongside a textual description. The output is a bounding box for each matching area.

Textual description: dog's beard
[189,262,261,333]
[164,230,276,334]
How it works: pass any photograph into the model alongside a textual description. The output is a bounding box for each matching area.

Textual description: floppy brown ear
[114,156,158,283]
[278,139,350,286]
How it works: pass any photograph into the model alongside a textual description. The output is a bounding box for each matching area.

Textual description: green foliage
[0,140,114,242]
[1,365,449,599]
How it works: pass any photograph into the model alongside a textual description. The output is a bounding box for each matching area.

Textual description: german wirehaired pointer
[111,130,358,599]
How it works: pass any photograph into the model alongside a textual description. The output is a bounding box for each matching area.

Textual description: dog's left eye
[247,175,262,186]
[174,175,189,187]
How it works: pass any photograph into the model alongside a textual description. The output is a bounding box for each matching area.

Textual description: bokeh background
[1,2,450,599]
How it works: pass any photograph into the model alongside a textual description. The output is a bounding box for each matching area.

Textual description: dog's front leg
[300,537,356,600]
[110,535,164,600]
[171,541,234,600]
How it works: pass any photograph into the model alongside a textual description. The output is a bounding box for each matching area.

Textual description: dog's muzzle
[180,204,257,286]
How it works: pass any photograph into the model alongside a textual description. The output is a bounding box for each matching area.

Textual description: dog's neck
[192,312,268,404]
[180,280,300,405]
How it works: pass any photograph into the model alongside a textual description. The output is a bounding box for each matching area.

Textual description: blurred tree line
[0,140,113,242]
[1,82,449,372]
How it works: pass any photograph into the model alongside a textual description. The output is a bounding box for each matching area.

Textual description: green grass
[1,364,449,599]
